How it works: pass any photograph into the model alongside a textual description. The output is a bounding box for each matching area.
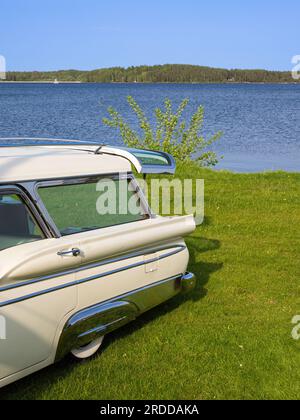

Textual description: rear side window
[0,194,44,251]
[38,177,149,236]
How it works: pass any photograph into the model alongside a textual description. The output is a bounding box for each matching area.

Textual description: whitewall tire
[71,337,104,360]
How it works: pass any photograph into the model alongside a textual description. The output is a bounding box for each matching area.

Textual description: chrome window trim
[0,184,51,242]
[128,174,154,218]
[21,181,61,238]
[0,137,101,147]
[33,172,153,238]
[0,244,186,303]
[97,148,176,175]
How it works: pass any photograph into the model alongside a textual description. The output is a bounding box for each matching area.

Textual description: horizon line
[6,64,292,73]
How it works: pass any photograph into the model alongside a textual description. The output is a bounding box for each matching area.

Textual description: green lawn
[1,165,300,400]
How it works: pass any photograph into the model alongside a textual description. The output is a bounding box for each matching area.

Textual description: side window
[38,177,149,236]
[0,193,44,251]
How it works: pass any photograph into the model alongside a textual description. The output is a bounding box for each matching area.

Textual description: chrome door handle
[57,248,81,257]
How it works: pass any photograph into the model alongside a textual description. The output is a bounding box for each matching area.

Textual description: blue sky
[1,0,299,71]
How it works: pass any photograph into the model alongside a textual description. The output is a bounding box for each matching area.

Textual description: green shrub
[103,96,222,166]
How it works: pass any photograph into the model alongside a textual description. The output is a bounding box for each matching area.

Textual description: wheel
[70,337,104,360]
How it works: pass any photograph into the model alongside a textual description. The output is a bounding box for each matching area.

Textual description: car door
[36,175,195,312]
[0,186,78,381]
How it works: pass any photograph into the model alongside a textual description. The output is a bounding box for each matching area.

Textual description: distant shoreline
[0,81,82,84]
[4,64,299,84]
[0,80,299,85]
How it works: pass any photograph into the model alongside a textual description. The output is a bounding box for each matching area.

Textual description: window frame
[0,185,49,252]
[34,173,153,238]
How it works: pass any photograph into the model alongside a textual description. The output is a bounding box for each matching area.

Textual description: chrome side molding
[55,272,196,361]
[0,244,186,297]
[55,300,138,361]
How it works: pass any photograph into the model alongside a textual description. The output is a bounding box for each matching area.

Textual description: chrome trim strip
[0,282,76,309]
[55,273,184,360]
[107,273,182,303]
[0,137,101,147]
[78,244,186,277]
[0,244,186,293]
[99,146,176,174]
[0,245,187,307]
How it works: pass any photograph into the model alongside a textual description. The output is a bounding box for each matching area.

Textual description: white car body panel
[0,141,196,387]
[0,237,78,380]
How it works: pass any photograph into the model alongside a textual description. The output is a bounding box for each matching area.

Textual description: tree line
[5,64,299,83]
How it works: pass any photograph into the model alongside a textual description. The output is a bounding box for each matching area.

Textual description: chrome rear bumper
[181,272,197,293]
[55,272,196,361]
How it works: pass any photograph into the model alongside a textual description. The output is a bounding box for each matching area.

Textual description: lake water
[0,83,299,172]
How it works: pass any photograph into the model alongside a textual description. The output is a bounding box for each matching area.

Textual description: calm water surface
[0,83,299,172]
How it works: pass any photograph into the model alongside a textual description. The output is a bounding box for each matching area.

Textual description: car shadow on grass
[0,236,222,400]
[106,236,222,345]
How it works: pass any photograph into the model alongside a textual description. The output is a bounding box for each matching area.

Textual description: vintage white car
[0,139,196,387]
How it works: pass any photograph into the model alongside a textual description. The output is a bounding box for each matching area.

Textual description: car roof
[0,145,132,183]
